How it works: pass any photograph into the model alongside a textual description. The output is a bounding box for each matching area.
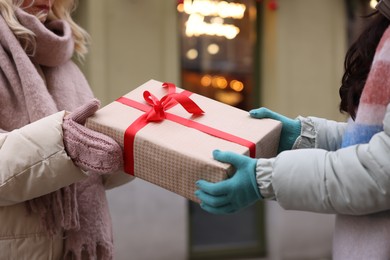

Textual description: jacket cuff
[292,116,316,149]
[255,158,276,200]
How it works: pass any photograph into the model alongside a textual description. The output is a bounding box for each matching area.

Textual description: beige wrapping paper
[86,79,281,202]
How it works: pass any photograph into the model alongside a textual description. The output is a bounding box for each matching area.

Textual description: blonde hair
[0,0,90,60]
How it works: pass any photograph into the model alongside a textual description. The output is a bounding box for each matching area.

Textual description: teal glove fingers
[198,199,236,215]
[194,189,231,208]
[249,107,301,153]
[195,150,261,215]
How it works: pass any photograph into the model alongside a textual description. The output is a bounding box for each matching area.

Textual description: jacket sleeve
[0,111,88,206]
[267,104,390,215]
[293,116,347,151]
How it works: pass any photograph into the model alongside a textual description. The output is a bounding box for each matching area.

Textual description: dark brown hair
[339,11,390,119]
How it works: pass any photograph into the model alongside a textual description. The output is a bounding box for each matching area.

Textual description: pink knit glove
[62,99,123,174]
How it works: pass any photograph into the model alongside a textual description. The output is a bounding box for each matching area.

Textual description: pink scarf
[333,26,390,259]
[0,9,113,259]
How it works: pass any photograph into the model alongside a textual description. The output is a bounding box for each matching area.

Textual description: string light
[179,0,246,40]
[370,0,378,9]
[212,76,228,89]
[181,0,246,19]
[199,74,245,92]
[200,75,212,87]
[230,80,244,92]
[207,43,220,55]
[186,49,198,60]
[185,14,241,39]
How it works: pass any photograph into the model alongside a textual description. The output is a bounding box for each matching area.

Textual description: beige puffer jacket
[0,111,133,259]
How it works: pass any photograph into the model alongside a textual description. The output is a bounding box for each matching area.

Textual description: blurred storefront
[177,0,259,110]
[74,0,375,259]
[176,1,266,259]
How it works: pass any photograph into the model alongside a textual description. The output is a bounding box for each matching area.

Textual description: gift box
[86,79,281,202]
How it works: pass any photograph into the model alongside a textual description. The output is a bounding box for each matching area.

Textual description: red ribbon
[116,82,256,175]
[142,82,204,122]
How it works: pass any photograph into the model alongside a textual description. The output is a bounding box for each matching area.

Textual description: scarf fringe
[26,184,80,235]
[63,241,113,260]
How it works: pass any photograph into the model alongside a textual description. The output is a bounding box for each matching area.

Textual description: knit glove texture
[195,150,262,215]
[62,99,123,174]
[250,107,301,153]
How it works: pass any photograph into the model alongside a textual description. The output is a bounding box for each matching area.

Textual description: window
[177,1,266,258]
[178,0,259,110]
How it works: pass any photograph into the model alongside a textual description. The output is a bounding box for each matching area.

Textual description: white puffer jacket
[0,111,133,259]
[256,103,390,215]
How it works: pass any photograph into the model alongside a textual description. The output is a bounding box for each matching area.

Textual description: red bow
[143,82,204,122]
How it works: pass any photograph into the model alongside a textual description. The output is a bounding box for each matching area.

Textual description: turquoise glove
[195,150,262,215]
[250,107,301,153]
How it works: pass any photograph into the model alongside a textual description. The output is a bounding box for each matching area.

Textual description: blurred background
[74,0,376,259]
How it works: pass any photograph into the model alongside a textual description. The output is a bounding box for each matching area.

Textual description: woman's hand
[195,150,262,214]
[62,99,123,174]
[250,107,301,153]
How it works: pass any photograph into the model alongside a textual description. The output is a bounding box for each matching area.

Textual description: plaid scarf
[342,26,390,147]
[333,25,390,259]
